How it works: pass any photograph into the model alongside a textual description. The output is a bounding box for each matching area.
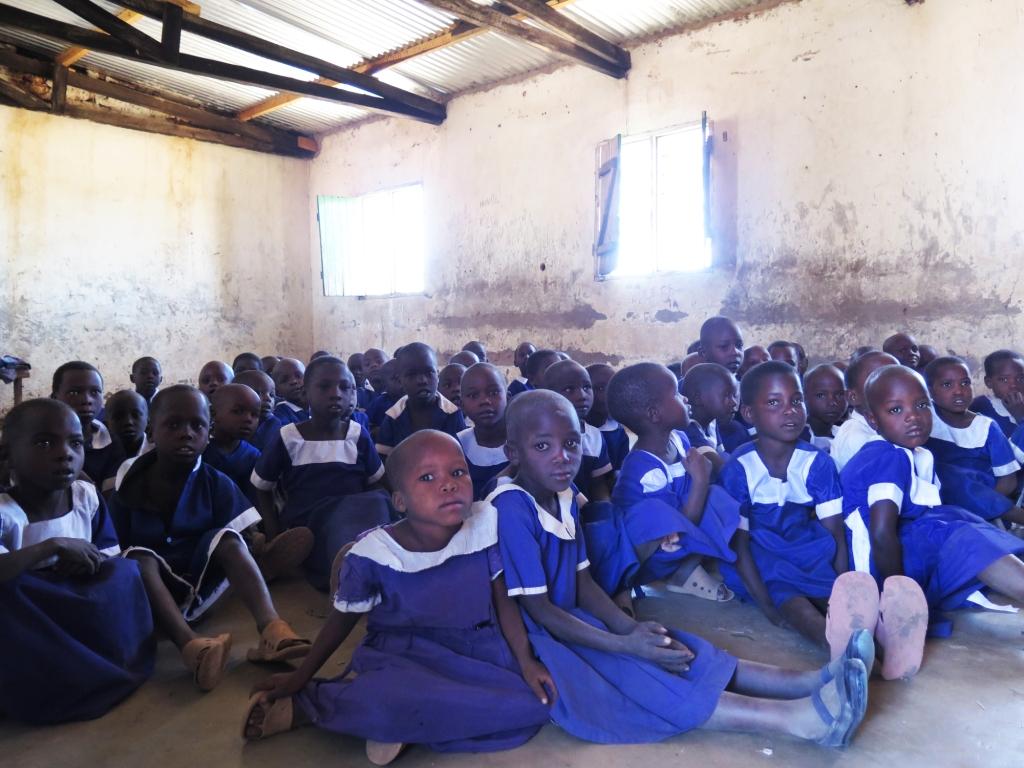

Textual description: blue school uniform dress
[0,481,154,724]
[203,440,261,505]
[296,504,548,752]
[595,417,630,471]
[575,422,613,500]
[273,400,309,427]
[970,394,1017,438]
[366,392,400,429]
[85,419,126,493]
[840,439,1024,613]
[250,414,283,452]
[587,431,739,595]
[490,483,737,743]
[684,420,721,457]
[376,395,467,457]
[110,451,261,621]
[717,442,842,607]
[356,386,373,412]
[926,414,1020,520]
[809,425,840,454]
[831,411,877,471]
[457,427,509,500]
[252,420,388,589]
[507,377,532,399]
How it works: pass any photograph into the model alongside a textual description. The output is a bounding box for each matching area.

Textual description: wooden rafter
[0,3,446,123]
[421,0,629,79]
[0,45,318,157]
[235,0,578,123]
[115,0,445,122]
[54,1,198,68]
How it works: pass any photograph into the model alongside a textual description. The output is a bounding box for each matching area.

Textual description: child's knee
[213,533,246,559]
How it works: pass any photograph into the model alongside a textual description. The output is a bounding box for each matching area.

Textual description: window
[317,184,426,297]
[595,118,711,278]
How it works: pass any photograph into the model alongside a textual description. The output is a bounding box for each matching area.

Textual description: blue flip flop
[820,628,876,684]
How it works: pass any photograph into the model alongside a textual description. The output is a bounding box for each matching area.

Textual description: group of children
[2,322,1024,763]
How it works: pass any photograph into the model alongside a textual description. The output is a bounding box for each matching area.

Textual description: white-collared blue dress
[840,439,1024,613]
[273,399,309,427]
[252,419,389,590]
[203,439,261,505]
[0,481,154,723]
[831,411,878,471]
[457,427,509,500]
[574,422,613,500]
[595,417,630,471]
[970,394,1018,438]
[926,414,1020,521]
[85,419,126,494]
[717,441,842,607]
[491,483,737,743]
[110,451,261,621]
[376,394,467,457]
[586,431,739,595]
[507,378,533,400]
[295,503,549,752]
[250,414,283,452]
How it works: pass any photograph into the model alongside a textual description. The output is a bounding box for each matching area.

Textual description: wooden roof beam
[234,0,577,123]
[53,2,199,67]
[0,45,318,157]
[0,4,445,123]
[420,0,628,79]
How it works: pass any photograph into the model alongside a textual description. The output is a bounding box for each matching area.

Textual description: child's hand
[250,671,305,704]
[52,538,103,577]
[1005,391,1024,421]
[521,658,558,706]
[621,622,695,671]
[683,448,712,486]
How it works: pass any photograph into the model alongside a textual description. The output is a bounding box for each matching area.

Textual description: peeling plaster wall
[309,0,1024,375]
[1,107,312,406]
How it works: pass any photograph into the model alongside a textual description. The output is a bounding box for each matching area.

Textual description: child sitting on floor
[717,362,858,651]
[542,361,613,504]
[109,385,310,692]
[106,389,150,458]
[366,359,403,431]
[272,357,309,426]
[593,364,738,605]
[585,363,630,471]
[523,349,560,393]
[0,399,155,724]
[52,361,125,495]
[803,364,847,453]
[881,333,921,370]
[232,353,263,374]
[253,357,389,590]
[970,349,1024,438]
[841,365,1024,626]
[698,316,744,376]
[508,341,537,399]
[439,363,467,408]
[680,362,749,469]
[831,351,898,471]
[457,363,511,500]
[198,360,234,399]
[234,370,282,451]
[489,390,870,748]
[922,356,1024,526]
[130,356,162,404]
[768,341,800,369]
[738,345,770,378]
[376,343,467,458]
[203,383,262,505]
[363,348,389,390]
[243,430,552,763]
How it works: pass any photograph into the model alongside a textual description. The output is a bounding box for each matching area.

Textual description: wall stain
[437,304,607,331]
[654,309,689,323]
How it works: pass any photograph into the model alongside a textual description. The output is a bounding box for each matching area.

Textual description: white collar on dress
[485,482,577,541]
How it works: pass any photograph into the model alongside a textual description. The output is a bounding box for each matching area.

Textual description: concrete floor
[4,578,1023,768]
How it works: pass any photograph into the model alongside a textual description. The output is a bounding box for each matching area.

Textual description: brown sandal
[241,694,294,741]
[246,619,311,663]
[182,633,232,691]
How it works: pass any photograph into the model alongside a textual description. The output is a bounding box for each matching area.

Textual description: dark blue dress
[376,395,467,457]
[491,483,737,743]
[457,427,509,500]
[110,452,261,621]
[273,400,309,426]
[203,440,261,505]
[295,504,548,752]
[926,414,1019,520]
[718,442,841,607]
[970,394,1018,438]
[840,439,1024,611]
[250,414,283,452]
[507,378,533,400]
[595,418,631,471]
[0,481,154,723]
[252,420,389,589]
[85,420,126,494]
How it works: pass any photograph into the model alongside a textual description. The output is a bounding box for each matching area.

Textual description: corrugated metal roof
[0,0,767,138]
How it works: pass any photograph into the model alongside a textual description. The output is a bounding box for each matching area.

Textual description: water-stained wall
[1,108,312,405]
[309,0,1024,374]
